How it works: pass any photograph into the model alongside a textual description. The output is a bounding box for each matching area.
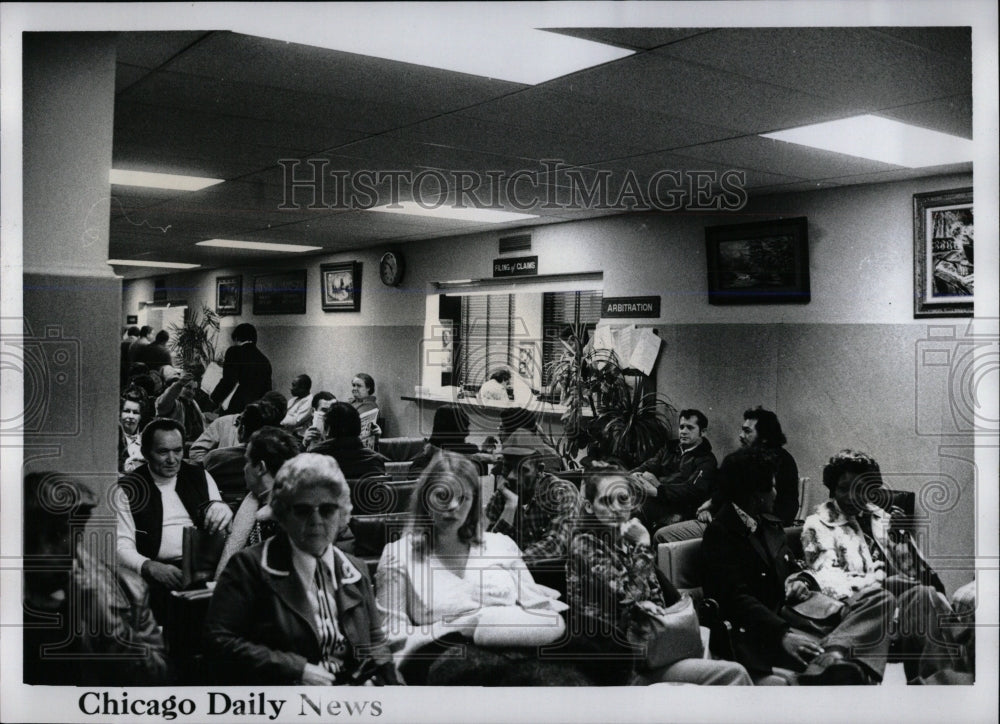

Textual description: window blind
[541,290,603,385]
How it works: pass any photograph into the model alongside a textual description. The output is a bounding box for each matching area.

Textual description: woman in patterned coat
[566,468,751,686]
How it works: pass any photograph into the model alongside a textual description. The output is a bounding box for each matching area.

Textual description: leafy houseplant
[588,379,675,469]
[545,324,674,468]
[168,304,222,370]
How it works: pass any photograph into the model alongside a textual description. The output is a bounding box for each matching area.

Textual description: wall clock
[379,251,405,286]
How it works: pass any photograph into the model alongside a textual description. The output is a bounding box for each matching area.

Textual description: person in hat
[23,471,169,685]
[484,446,579,566]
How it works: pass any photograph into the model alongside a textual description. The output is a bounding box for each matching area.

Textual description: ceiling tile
[114,31,211,68]
[391,115,651,164]
[671,136,902,181]
[539,28,710,50]
[114,102,365,157]
[871,27,971,62]
[877,95,973,139]
[101,26,972,268]
[454,87,740,153]
[544,52,868,135]
[115,63,151,92]
[117,70,439,134]
[163,32,526,112]
[654,27,970,112]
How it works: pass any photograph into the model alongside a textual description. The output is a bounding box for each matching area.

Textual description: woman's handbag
[626,595,704,670]
[780,591,845,637]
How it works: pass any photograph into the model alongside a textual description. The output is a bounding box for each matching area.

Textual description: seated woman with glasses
[566,467,752,686]
[375,451,587,685]
[205,453,398,685]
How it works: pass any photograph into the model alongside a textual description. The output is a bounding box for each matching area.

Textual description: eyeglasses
[290,503,341,520]
[596,492,633,508]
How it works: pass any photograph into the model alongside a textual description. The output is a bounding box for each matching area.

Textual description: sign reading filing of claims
[493,256,538,278]
[601,296,661,318]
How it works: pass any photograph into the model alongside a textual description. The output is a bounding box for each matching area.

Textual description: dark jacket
[634,438,717,519]
[701,503,801,675]
[707,446,800,526]
[119,462,211,559]
[24,546,170,685]
[204,533,396,684]
[408,441,480,474]
[134,341,172,370]
[310,437,388,480]
[204,444,251,509]
[211,342,273,414]
[310,437,389,514]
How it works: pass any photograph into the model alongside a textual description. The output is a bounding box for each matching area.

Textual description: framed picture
[913,187,973,318]
[320,261,362,312]
[705,217,810,305]
[215,275,242,316]
[252,270,307,315]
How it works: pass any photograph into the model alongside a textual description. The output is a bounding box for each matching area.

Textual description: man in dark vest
[115,418,233,606]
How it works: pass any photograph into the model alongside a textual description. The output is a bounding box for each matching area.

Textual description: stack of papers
[594,323,662,376]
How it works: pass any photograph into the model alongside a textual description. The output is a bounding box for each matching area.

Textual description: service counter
[400,391,589,445]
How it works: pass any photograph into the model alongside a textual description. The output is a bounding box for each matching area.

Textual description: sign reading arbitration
[601,296,661,318]
[493,256,538,278]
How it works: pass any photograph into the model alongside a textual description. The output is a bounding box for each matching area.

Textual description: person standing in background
[211,323,272,414]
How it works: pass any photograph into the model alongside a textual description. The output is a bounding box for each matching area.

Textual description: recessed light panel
[107,259,201,269]
[232,6,633,85]
[369,201,537,223]
[197,239,322,252]
[762,115,974,168]
[110,169,224,191]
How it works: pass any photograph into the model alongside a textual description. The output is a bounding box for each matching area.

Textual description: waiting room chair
[344,512,411,576]
[377,437,427,463]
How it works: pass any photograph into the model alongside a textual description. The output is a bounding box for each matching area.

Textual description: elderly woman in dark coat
[205,453,398,685]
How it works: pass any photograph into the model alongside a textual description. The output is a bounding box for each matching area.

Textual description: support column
[22,32,120,499]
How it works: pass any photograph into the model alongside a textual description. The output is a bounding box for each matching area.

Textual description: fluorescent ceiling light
[197,239,322,252]
[369,201,537,224]
[110,169,224,191]
[434,272,603,296]
[232,6,633,85]
[761,115,974,168]
[108,259,201,269]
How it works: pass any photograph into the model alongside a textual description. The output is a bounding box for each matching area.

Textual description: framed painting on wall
[705,217,810,305]
[252,270,307,315]
[913,187,973,318]
[320,261,362,312]
[215,275,242,316]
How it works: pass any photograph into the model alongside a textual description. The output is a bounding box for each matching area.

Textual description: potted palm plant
[545,324,674,469]
[168,304,222,370]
